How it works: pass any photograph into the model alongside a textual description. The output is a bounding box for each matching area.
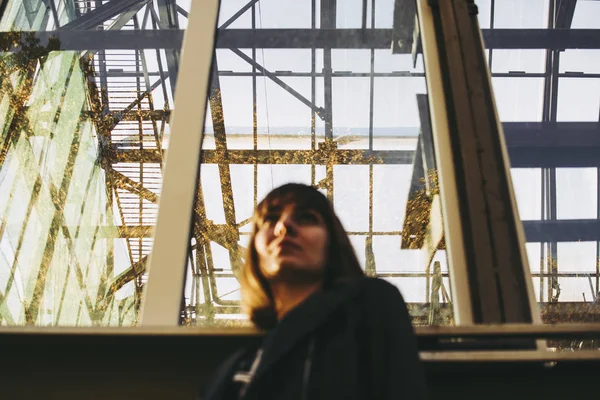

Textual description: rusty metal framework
[0,0,185,326]
[1,0,599,327]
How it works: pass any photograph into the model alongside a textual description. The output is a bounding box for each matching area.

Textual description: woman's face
[254,203,329,282]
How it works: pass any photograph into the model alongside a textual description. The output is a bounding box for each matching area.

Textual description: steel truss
[1,0,599,326]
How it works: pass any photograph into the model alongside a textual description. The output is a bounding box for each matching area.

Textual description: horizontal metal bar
[418,322,600,339]
[504,122,600,148]
[217,29,600,50]
[482,29,600,50]
[1,30,184,50]
[508,148,600,168]
[2,322,600,339]
[523,219,600,242]
[421,350,600,362]
[4,29,599,51]
[87,219,600,244]
[114,148,414,164]
[111,122,600,167]
[59,0,150,31]
[504,122,600,168]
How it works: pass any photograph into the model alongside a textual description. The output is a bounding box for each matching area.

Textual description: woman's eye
[296,212,319,224]
[263,213,280,224]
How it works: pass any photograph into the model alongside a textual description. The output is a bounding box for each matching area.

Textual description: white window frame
[141,0,221,326]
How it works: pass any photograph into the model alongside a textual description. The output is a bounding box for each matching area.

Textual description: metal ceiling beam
[508,148,600,168]
[218,29,390,49]
[96,219,600,243]
[114,148,415,164]
[523,220,600,243]
[111,121,600,167]
[505,122,600,167]
[218,29,600,50]
[503,122,600,147]
[6,29,600,50]
[59,0,150,30]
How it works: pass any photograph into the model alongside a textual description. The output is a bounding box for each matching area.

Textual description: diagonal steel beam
[555,0,578,29]
[0,0,10,23]
[208,59,242,275]
[59,0,150,31]
[154,0,181,94]
[176,5,188,18]
[111,170,159,204]
[104,255,149,298]
[230,48,326,119]
[106,76,168,132]
[219,0,260,29]
[41,0,61,29]
[20,0,37,27]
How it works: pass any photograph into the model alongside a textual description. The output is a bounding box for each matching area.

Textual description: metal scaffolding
[0,0,599,327]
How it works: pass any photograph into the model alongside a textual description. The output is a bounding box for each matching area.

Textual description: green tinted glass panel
[0,0,189,326]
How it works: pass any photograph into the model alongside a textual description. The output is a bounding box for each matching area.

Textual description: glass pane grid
[182,0,454,328]
[476,0,600,336]
[0,0,191,326]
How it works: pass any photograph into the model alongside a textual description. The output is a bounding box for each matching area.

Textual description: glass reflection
[0,1,189,326]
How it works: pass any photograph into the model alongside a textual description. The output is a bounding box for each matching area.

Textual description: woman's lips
[275,239,302,253]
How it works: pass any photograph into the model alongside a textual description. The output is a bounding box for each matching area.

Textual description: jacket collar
[206,279,365,400]
[252,278,364,382]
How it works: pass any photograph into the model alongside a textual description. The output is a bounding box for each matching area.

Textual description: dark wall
[1,333,597,399]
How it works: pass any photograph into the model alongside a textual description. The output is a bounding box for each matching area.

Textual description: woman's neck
[270,281,322,321]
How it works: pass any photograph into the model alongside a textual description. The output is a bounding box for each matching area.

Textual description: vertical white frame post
[416,0,474,324]
[141,0,220,326]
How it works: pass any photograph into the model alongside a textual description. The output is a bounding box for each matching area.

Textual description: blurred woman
[205,183,426,400]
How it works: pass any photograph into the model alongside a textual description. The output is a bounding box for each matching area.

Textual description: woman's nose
[274,213,296,237]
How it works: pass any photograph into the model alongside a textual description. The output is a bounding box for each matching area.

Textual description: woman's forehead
[263,201,313,213]
[259,193,323,214]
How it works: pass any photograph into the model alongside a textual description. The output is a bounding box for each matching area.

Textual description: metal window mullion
[141,0,220,326]
[416,0,473,324]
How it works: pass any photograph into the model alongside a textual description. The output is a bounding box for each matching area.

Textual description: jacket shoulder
[359,277,404,300]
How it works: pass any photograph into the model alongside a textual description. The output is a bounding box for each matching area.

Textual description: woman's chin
[274,261,324,282]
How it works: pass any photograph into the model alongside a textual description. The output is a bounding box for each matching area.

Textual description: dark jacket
[204,277,427,400]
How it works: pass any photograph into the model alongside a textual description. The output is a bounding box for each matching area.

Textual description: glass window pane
[0,1,190,326]
[182,0,454,327]
[493,0,549,28]
[474,0,492,29]
[511,169,542,220]
[560,50,600,74]
[556,168,598,220]
[557,78,600,122]
[572,1,600,29]
[492,78,544,121]
[491,50,546,74]
[487,1,600,327]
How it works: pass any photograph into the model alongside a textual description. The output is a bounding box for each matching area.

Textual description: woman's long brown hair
[240,183,364,330]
